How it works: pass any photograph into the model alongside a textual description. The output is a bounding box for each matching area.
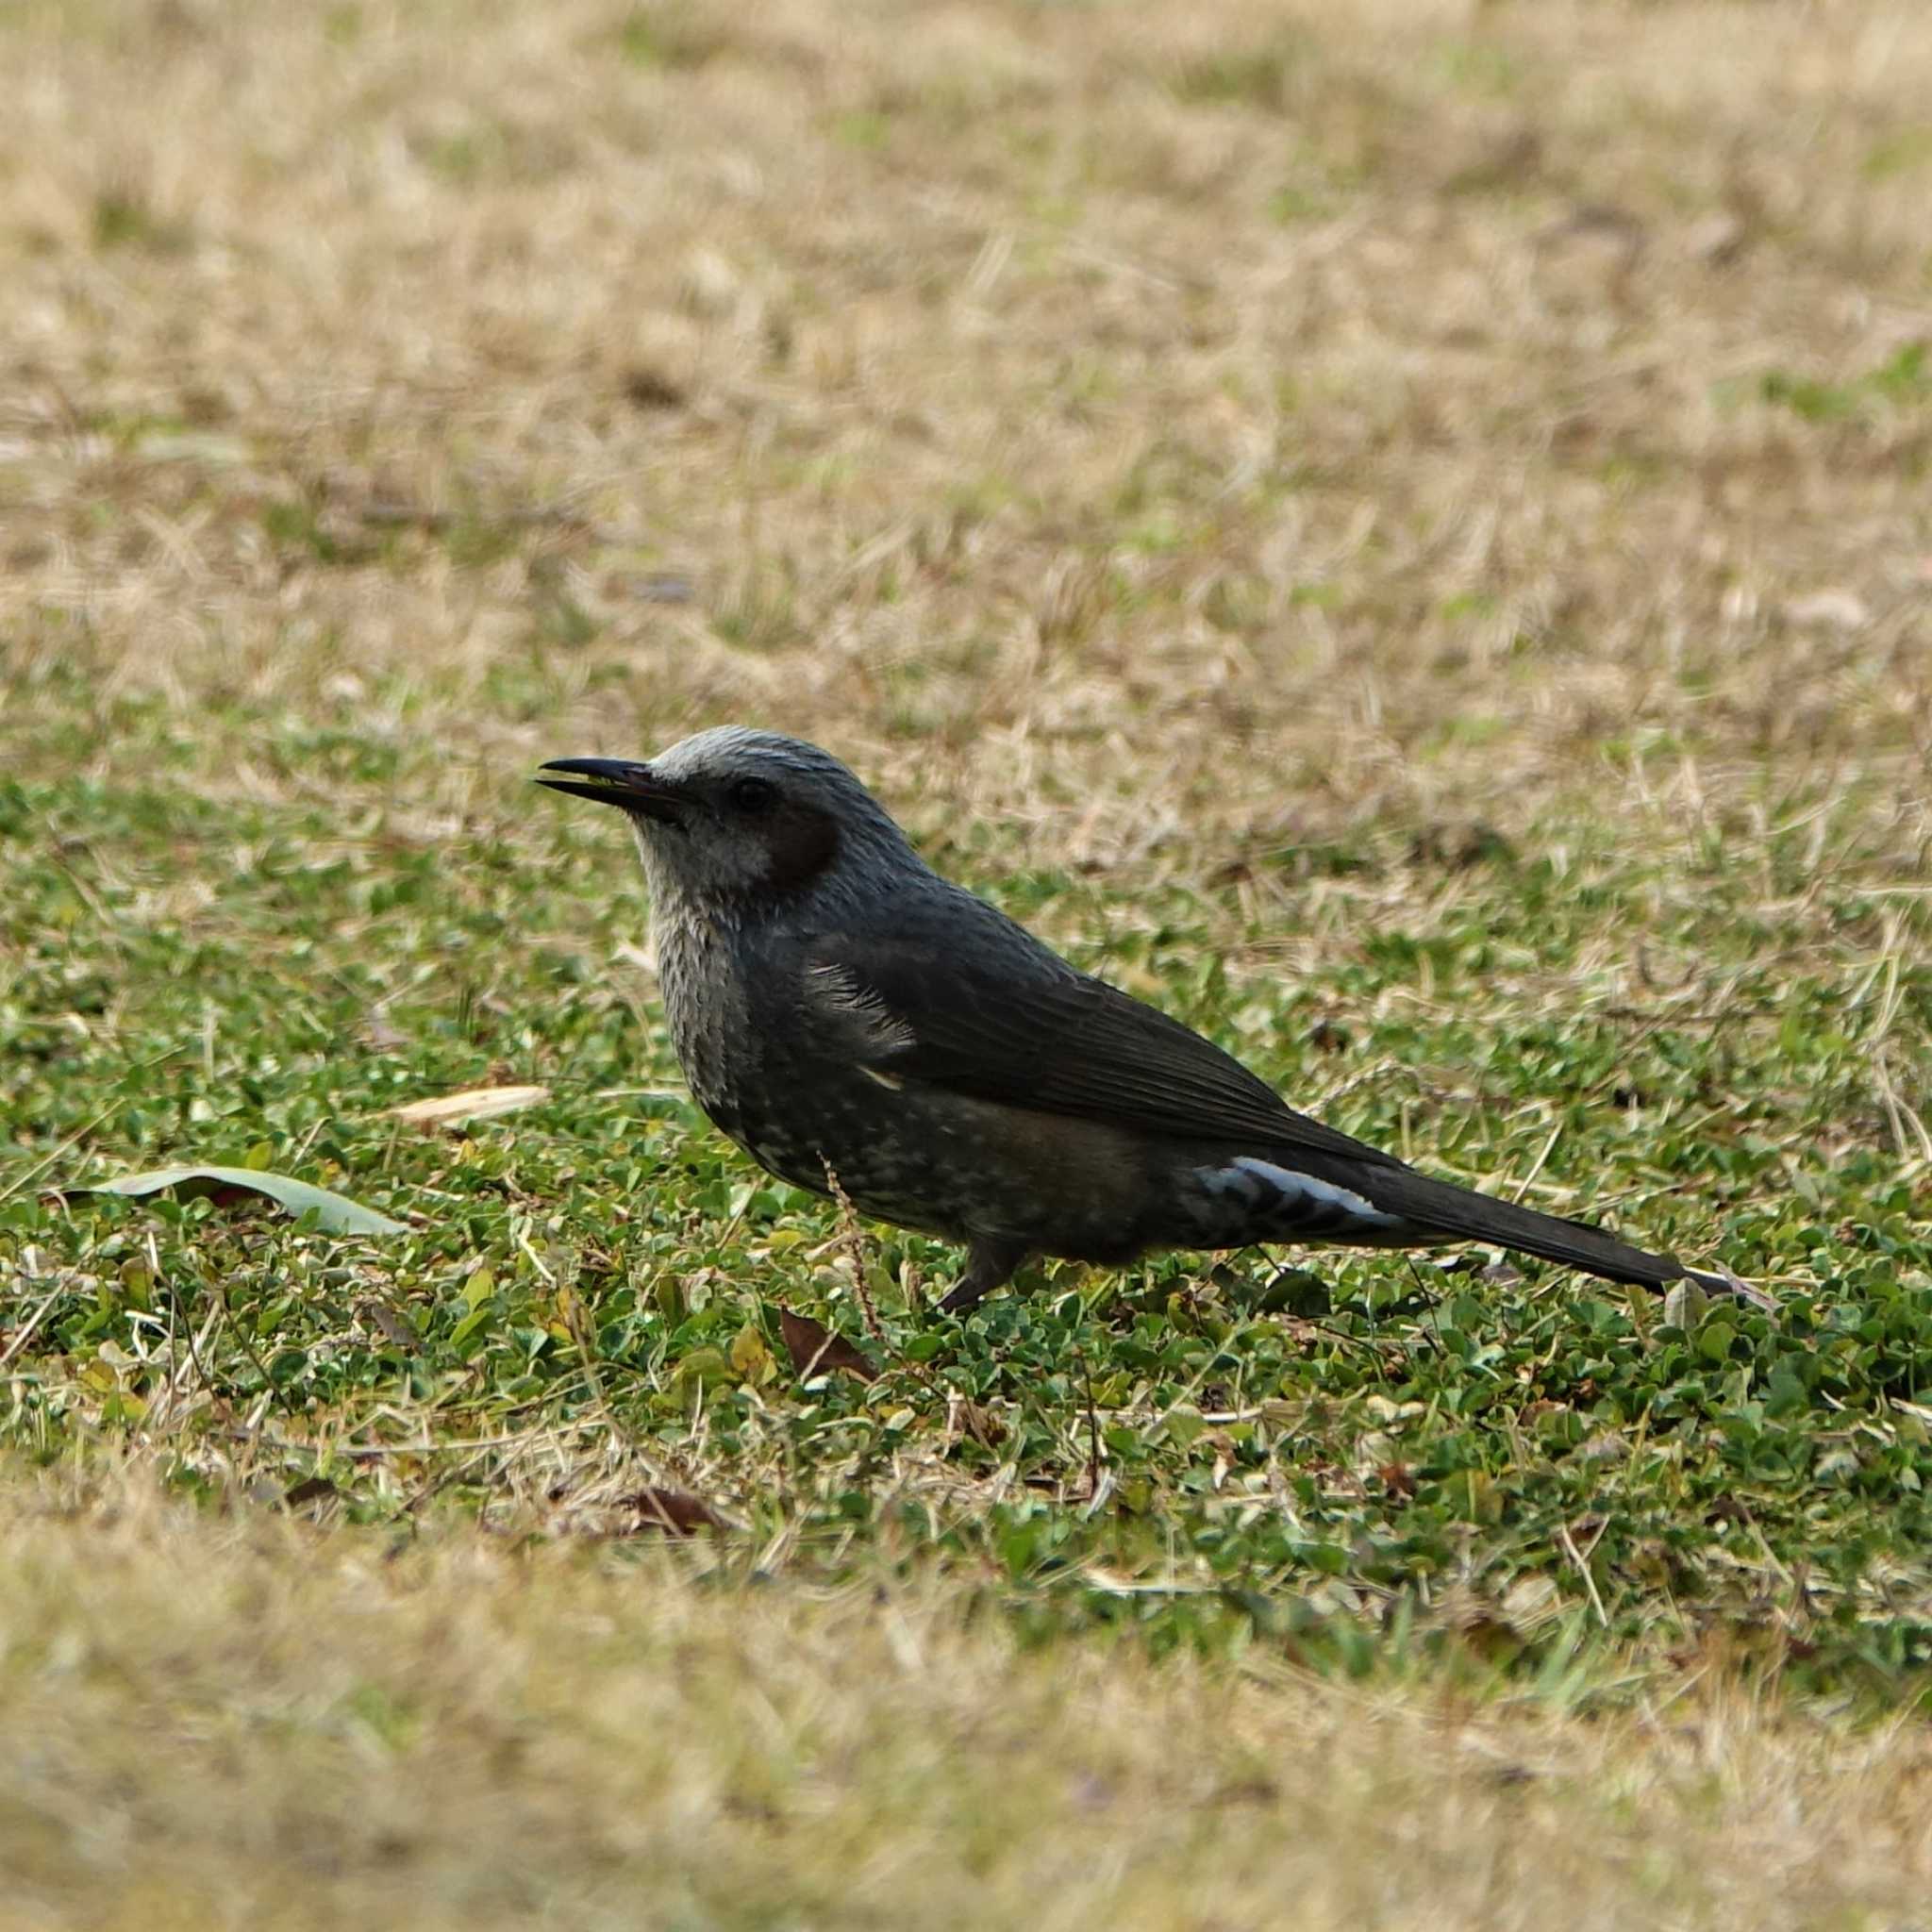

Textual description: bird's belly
[691,1052,1428,1262]
[695,1072,945,1221]
[694,1066,1150,1254]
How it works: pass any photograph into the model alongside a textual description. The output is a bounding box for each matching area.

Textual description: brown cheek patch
[760,804,840,894]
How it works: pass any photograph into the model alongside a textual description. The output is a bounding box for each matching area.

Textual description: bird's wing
[800,933,1404,1171]
[799,933,1773,1307]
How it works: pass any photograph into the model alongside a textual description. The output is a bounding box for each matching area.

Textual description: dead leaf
[778,1307,877,1383]
[1782,590,1870,631]
[357,1299,420,1349]
[389,1085,551,1127]
[946,1390,1007,1450]
[624,1487,724,1535]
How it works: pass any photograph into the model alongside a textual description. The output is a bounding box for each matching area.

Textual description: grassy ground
[4,0,1931,1922]
[7,1465,1932,1932]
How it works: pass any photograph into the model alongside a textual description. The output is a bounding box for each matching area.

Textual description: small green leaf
[449,1303,494,1347]
[1696,1318,1737,1364]
[1163,1405,1207,1449]
[729,1321,774,1383]
[675,1346,733,1392]
[1661,1278,1708,1332]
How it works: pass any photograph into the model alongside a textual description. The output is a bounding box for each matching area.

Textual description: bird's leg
[938,1238,1032,1314]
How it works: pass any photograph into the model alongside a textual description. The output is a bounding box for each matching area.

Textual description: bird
[536,728,1760,1316]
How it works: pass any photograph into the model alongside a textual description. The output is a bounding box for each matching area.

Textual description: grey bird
[537,728,1757,1314]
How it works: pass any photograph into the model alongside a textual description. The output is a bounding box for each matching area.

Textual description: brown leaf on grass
[778,1307,877,1383]
[388,1085,550,1128]
[945,1390,1007,1451]
[623,1488,725,1536]
[356,1299,420,1350]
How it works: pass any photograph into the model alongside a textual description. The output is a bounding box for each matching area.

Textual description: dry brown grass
[5,0,1928,860]
[1,1462,1928,1932]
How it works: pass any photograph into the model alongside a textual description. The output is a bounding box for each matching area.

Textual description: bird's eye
[727,775,779,815]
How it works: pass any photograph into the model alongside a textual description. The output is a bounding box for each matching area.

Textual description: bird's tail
[1343,1164,1769,1307]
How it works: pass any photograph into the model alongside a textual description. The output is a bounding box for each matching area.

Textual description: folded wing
[797,929,1765,1304]
[801,932,1403,1170]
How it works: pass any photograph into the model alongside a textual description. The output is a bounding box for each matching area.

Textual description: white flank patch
[1201,1157,1402,1228]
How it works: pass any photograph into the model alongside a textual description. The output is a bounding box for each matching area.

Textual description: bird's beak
[534,757,691,824]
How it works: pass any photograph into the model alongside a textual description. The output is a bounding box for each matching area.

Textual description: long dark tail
[1337,1163,1768,1307]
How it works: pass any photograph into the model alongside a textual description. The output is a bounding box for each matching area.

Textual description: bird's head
[536,727,915,913]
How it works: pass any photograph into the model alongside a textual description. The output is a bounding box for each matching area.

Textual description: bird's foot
[937,1237,1033,1316]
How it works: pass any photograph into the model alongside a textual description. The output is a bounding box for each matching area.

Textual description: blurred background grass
[3,1,1930,1924]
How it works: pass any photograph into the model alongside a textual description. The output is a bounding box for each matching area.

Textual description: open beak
[534,757,691,824]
